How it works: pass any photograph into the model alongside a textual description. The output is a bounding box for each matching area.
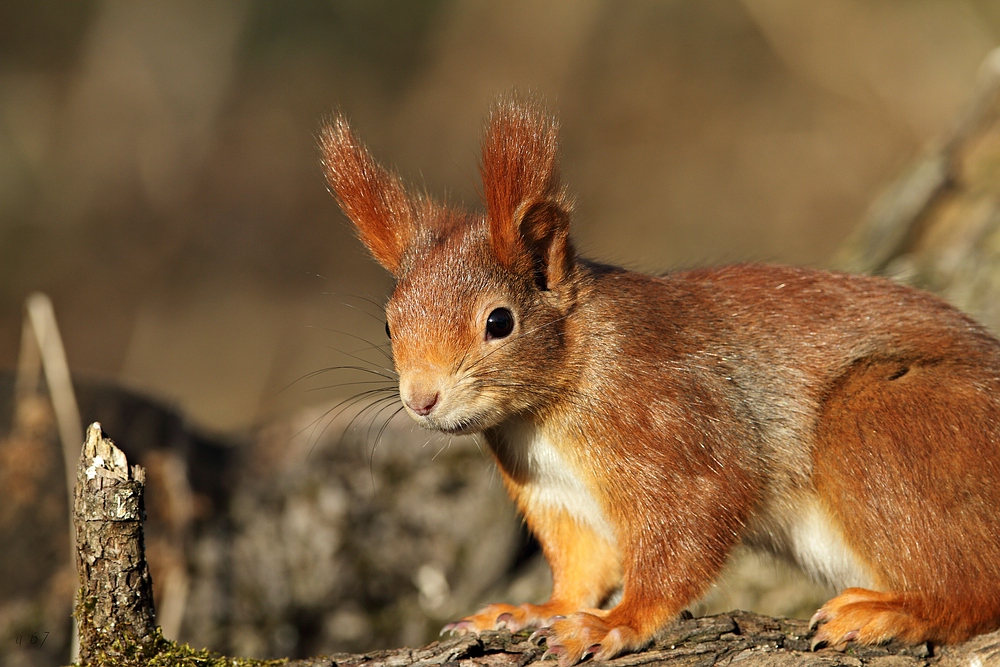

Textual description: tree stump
[73,423,156,664]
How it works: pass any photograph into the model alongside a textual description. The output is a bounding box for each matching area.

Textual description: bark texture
[283,613,1000,667]
[73,422,156,664]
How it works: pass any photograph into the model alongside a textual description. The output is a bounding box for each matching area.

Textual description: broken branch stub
[73,422,156,664]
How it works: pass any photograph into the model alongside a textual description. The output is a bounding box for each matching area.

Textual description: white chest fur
[495,418,616,544]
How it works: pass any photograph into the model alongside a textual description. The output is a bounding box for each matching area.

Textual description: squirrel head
[320,96,577,432]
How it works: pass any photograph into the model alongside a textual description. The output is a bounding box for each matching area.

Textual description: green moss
[68,627,287,667]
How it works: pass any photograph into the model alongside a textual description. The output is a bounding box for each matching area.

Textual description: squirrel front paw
[442,602,571,635]
[544,612,646,667]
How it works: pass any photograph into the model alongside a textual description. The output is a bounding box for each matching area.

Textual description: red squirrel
[319,96,1000,664]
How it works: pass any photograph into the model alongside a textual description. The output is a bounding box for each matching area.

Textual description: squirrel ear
[481,95,574,290]
[320,115,415,276]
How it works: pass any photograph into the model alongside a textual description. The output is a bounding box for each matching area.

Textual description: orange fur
[320,96,1000,665]
[446,503,620,635]
[480,94,573,282]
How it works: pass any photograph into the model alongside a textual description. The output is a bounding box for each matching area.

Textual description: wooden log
[282,614,1000,667]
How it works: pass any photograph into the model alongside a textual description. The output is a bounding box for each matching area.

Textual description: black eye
[385,321,391,340]
[486,308,514,339]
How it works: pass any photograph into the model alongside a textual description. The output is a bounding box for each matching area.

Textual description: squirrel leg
[540,461,753,666]
[443,505,620,635]
[543,524,739,665]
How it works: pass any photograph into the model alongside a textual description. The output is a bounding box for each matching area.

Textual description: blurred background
[2,0,998,432]
[2,0,1000,664]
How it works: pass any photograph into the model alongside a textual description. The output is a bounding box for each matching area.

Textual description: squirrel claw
[808,609,828,631]
[529,627,551,644]
[440,620,475,637]
[811,628,858,652]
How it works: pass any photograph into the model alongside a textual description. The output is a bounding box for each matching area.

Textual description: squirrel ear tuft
[320,115,415,276]
[481,94,574,289]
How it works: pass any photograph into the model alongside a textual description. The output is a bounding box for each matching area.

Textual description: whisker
[471,433,485,457]
[299,388,400,457]
[345,394,401,435]
[420,430,438,449]
[342,394,405,467]
[339,340,393,365]
[316,364,397,381]
[369,404,408,489]
[308,323,394,364]
[432,435,454,461]
[364,396,406,444]
[324,292,390,319]
[304,380,396,393]
[326,301,392,363]
[280,365,398,394]
[331,299,387,325]
[318,342,396,376]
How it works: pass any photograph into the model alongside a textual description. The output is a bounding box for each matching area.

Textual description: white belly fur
[758,495,876,590]
[498,421,873,591]
[499,418,616,544]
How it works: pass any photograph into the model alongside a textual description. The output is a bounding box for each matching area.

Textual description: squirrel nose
[405,391,439,416]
